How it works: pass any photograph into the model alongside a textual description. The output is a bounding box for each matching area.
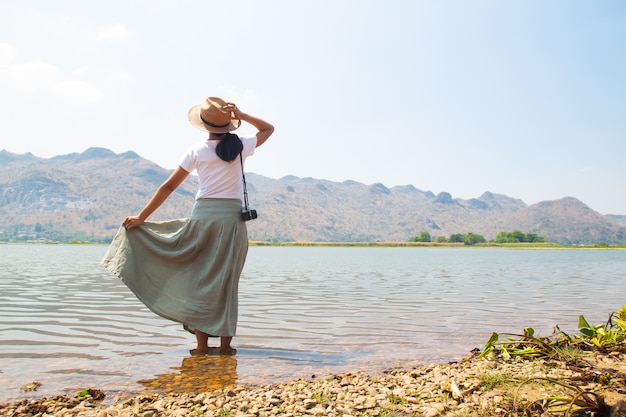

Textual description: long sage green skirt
[101,199,248,336]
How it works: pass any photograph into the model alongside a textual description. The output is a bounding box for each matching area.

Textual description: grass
[474,305,626,416]
[479,371,515,391]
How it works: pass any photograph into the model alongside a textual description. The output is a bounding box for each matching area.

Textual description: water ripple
[0,245,625,403]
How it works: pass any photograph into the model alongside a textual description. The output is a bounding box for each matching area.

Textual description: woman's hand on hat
[223,102,243,120]
[123,216,144,230]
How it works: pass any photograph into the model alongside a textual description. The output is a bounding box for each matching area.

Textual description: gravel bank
[2,350,625,417]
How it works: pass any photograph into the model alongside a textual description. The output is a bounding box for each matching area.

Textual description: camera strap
[239,152,250,210]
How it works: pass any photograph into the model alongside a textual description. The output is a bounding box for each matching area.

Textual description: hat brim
[188,104,241,133]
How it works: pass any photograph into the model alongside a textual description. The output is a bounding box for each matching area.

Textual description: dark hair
[215,133,243,162]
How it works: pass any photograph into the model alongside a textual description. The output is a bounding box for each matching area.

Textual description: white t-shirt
[178,136,257,201]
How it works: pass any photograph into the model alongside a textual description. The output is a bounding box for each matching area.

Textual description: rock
[421,406,440,417]
[19,381,42,392]
[2,349,625,417]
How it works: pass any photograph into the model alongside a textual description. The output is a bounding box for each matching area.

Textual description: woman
[102,97,274,355]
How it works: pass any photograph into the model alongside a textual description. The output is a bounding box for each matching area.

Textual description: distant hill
[1,148,625,244]
[607,214,626,227]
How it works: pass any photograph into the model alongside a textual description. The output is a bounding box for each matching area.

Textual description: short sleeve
[241,136,257,159]
[178,146,197,173]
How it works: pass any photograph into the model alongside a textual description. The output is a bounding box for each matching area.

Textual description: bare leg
[220,336,232,349]
[190,332,236,356]
[191,330,210,354]
[219,336,236,355]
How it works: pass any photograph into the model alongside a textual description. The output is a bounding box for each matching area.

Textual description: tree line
[409,230,545,245]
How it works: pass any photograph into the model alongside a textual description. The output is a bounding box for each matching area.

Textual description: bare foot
[215,347,237,356]
[189,348,211,356]
[189,347,237,356]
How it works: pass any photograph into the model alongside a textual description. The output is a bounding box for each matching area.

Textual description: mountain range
[1,147,625,245]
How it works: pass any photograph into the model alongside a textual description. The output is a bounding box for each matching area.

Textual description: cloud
[0,42,17,65]
[4,60,60,92]
[0,44,103,104]
[72,65,91,77]
[217,87,259,105]
[96,24,130,42]
[109,71,134,86]
[53,79,102,103]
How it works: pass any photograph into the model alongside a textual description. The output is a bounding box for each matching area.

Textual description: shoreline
[2,349,625,417]
[4,241,626,249]
[251,241,626,249]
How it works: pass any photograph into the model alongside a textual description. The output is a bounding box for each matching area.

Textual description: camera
[241,209,257,221]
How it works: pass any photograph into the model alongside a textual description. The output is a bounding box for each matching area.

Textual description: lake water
[1,244,625,403]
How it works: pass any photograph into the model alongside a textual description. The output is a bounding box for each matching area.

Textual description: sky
[1,1,625,215]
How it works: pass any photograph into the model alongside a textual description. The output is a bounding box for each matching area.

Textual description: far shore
[249,241,626,249]
[3,240,626,249]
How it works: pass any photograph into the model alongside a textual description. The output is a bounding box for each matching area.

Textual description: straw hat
[188,97,241,133]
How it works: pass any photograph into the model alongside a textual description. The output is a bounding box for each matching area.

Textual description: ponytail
[215,133,243,162]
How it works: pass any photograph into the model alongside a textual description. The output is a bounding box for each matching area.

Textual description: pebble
[1,350,625,417]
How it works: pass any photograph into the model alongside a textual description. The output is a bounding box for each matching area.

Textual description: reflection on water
[0,244,625,403]
[139,355,239,394]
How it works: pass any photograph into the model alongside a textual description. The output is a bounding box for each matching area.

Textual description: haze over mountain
[1,148,624,245]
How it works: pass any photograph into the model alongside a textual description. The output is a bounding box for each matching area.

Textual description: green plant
[515,377,610,416]
[76,387,92,398]
[478,327,560,360]
[311,392,330,404]
[408,231,431,242]
[387,393,404,405]
[495,230,545,243]
[463,232,486,245]
[75,387,105,400]
[477,306,626,416]
[479,371,513,391]
[216,409,230,417]
[576,305,626,347]
[479,305,626,361]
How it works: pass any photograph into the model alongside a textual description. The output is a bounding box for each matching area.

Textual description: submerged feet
[189,347,237,356]
[190,330,235,356]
